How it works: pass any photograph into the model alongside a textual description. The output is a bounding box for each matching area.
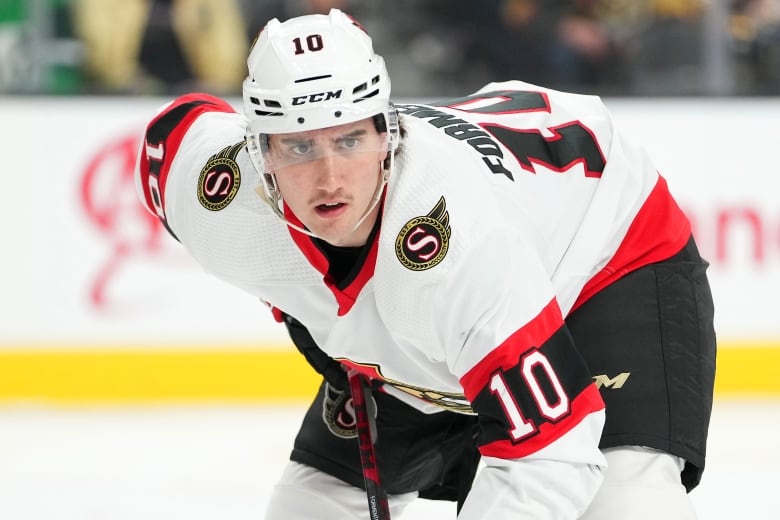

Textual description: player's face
[267,117,388,247]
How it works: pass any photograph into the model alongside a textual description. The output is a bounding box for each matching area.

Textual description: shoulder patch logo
[197,141,244,211]
[395,196,451,271]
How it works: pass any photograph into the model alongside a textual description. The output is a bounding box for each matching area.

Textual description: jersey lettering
[522,350,569,419]
[489,372,535,440]
[138,94,236,239]
[396,103,513,180]
[438,90,606,178]
[145,141,164,162]
[145,100,213,171]
[444,90,549,114]
[488,348,570,442]
[467,324,596,452]
[146,172,165,220]
[485,123,605,178]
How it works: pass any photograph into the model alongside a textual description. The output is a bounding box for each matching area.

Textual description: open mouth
[316,202,346,215]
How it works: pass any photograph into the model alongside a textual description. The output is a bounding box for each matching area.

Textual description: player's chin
[310,207,355,235]
[306,218,348,243]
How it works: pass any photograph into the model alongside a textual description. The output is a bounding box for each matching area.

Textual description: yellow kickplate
[0,343,777,403]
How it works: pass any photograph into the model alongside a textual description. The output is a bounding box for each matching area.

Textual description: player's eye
[339,136,359,149]
[287,142,313,156]
[335,136,364,152]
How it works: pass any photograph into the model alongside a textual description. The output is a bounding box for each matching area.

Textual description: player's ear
[381,150,392,170]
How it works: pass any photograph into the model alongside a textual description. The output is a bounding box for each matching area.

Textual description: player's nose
[315,154,341,189]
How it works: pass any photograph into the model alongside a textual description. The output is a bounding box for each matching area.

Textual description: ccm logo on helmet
[292,90,342,105]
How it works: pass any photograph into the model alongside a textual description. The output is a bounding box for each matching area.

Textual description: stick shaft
[347,369,391,520]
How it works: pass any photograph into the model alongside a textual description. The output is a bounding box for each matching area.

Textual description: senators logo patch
[395,196,451,271]
[197,142,244,211]
[322,382,360,438]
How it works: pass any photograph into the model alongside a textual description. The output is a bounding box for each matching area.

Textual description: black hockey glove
[282,313,348,390]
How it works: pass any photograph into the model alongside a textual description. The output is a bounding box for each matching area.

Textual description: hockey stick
[347,368,391,520]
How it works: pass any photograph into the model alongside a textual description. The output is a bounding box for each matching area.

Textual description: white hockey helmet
[243,9,398,230]
[244,9,395,135]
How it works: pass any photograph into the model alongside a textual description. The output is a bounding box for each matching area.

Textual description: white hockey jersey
[136,81,691,518]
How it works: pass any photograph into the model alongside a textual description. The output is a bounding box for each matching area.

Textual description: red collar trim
[284,204,379,316]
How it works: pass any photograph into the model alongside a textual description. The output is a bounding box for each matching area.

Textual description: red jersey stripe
[570,174,691,313]
[460,298,564,401]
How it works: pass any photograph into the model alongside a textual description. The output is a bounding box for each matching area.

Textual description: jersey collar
[283,203,381,317]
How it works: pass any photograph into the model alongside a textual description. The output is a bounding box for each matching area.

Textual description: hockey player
[135,9,716,519]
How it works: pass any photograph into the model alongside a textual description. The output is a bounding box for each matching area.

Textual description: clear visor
[261,127,391,171]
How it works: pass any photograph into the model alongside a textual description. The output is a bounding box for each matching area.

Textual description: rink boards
[1,97,779,401]
[0,343,778,403]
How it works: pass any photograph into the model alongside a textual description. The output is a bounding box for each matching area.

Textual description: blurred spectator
[243,0,359,42]
[71,0,247,94]
[623,0,709,95]
[169,0,248,93]
[550,0,628,91]
[730,0,780,93]
[70,0,150,92]
[470,0,572,86]
[339,0,493,98]
[455,0,625,94]
[3,0,780,96]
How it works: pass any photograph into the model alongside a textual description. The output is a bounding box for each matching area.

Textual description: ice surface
[0,399,774,519]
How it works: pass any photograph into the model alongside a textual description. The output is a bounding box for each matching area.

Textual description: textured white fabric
[264,446,695,520]
[263,461,417,519]
[458,412,606,519]
[579,446,697,520]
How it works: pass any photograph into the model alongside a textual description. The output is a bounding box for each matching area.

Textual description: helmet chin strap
[350,151,393,235]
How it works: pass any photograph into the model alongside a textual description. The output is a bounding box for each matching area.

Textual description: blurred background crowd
[1,0,779,98]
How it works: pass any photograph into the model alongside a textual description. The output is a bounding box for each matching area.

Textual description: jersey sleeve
[135,93,237,238]
[440,225,607,518]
